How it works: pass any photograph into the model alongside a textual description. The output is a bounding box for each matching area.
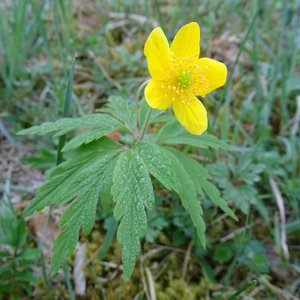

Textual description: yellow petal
[173,97,207,135]
[196,58,227,97]
[144,27,171,80]
[144,80,173,110]
[170,22,200,58]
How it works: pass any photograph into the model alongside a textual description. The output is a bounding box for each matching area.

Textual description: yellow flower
[144,22,227,135]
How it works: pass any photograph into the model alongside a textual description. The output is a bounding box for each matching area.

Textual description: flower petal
[196,58,227,97]
[170,22,200,58]
[144,27,171,80]
[173,97,207,135]
[145,80,173,110]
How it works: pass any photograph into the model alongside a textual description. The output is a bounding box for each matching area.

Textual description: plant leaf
[50,182,101,275]
[100,96,136,133]
[18,113,123,137]
[168,148,237,220]
[167,147,209,197]
[199,179,238,221]
[22,138,122,275]
[136,142,206,248]
[99,156,120,215]
[157,121,228,150]
[62,126,121,151]
[111,150,154,279]
[23,138,120,217]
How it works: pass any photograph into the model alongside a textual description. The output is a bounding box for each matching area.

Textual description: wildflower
[144,22,227,135]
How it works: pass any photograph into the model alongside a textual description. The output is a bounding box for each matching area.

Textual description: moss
[157,279,205,300]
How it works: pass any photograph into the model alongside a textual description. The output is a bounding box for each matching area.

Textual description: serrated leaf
[199,179,238,221]
[111,150,154,279]
[136,142,206,248]
[167,147,209,197]
[99,216,117,260]
[18,113,123,137]
[100,96,136,132]
[15,269,36,282]
[50,183,100,275]
[17,248,40,260]
[50,223,80,275]
[136,142,180,191]
[62,126,122,151]
[168,148,237,221]
[0,205,27,249]
[157,121,228,150]
[99,157,119,215]
[23,138,119,217]
[26,138,122,275]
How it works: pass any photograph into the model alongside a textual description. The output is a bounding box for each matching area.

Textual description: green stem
[56,53,77,164]
[41,252,50,291]
[63,266,75,300]
[139,108,153,141]
[227,279,257,300]
[42,54,77,297]
[135,78,151,133]
[55,55,77,298]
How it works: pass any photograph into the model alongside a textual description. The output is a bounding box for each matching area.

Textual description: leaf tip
[22,207,33,218]
[49,266,59,277]
[17,129,29,135]
[232,213,239,222]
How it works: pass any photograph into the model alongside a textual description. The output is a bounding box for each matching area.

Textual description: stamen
[162,55,210,103]
[176,69,193,89]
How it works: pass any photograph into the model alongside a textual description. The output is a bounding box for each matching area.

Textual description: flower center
[176,69,193,89]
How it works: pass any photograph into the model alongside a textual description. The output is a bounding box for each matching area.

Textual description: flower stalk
[139,107,153,141]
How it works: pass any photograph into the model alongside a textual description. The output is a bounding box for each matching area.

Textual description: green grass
[0,0,299,299]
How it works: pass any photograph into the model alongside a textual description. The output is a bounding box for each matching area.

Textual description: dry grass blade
[291,96,300,136]
[88,50,122,91]
[107,12,158,27]
[73,243,86,296]
[139,255,151,300]
[182,241,193,280]
[269,176,289,259]
[145,267,157,300]
[260,276,300,300]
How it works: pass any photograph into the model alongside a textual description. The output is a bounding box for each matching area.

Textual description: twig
[142,245,185,260]
[140,255,151,300]
[217,223,255,243]
[209,213,228,227]
[88,50,122,90]
[99,261,119,269]
[95,271,118,283]
[269,176,289,259]
[260,276,300,300]
[145,267,157,300]
[248,286,265,298]
[182,241,193,280]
